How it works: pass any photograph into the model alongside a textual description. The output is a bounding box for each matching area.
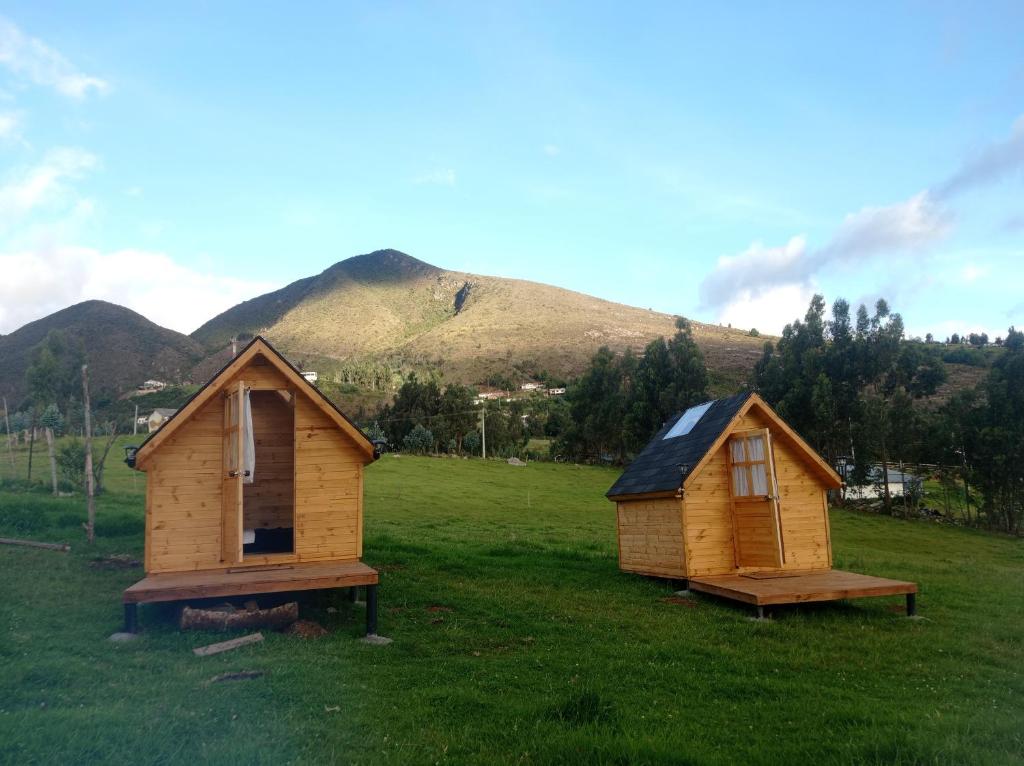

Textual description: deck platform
[688,569,917,617]
[122,560,380,634]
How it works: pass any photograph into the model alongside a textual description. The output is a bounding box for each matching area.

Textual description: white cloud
[698,192,950,313]
[935,114,1024,199]
[815,192,950,264]
[0,147,97,226]
[699,235,809,310]
[0,245,278,334]
[0,17,109,99]
[543,144,560,157]
[716,283,819,335]
[412,168,456,186]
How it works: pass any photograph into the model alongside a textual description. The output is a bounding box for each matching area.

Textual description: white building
[147,408,177,433]
[301,371,318,383]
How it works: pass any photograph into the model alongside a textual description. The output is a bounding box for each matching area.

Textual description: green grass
[1,446,1022,764]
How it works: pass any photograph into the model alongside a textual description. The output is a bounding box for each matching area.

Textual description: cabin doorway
[728,429,784,569]
[221,386,296,563]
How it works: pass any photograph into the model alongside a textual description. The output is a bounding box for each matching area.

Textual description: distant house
[836,462,921,500]
[547,387,566,396]
[520,382,543,391]
[147,408,177,433]
[301,371,318,383]
[476,391,503,401]
[137,379,167,392]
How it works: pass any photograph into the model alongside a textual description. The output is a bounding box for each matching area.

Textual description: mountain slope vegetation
[192,249,765,387]
[0,300,206,404]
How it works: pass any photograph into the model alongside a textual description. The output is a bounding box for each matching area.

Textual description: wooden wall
[680,405,831,576]
[615,497,686,578]
[681,448,737,576]
[242,390,294,530]
[144,351,367,573]
[293,394,363,562]
[146,397,224,573]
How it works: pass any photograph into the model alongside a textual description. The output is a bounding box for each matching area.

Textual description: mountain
[0,300,206,404]
[193,249,766,388]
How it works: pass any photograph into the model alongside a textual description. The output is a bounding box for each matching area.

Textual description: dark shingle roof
[606,391,751,498]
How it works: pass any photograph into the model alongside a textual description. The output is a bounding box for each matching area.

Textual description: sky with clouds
[0,3,1022,340]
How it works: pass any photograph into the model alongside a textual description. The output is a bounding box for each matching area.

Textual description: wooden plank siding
[679,409,832,577]
[144,355,368,574]
[147,397,225,573]
[292,395,364,562]
[735,409,831,572]
[682,448,736,576]
[615,497,686,578]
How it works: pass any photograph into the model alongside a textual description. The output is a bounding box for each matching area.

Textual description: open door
[221,381,245,564]
[728,428,784,569]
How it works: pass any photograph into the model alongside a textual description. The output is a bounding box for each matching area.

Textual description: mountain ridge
[192,249,766,387]
[0,300,206,403]
[1,251,767,405]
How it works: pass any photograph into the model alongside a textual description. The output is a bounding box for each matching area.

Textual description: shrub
[57,440,86,491]
[402,424,434,454]
[463,430,481,455]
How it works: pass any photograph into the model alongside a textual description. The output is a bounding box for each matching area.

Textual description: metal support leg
[348,585,359,603]
[123,603,138,633]
[906,592,917,617]
[365,584,378,636]
[756,605,765,620]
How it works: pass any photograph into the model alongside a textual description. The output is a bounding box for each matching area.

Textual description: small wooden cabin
[121,336,382,634]
[607,392,917,616]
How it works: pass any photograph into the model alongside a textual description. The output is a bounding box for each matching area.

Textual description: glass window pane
[732,465,749,496]
[730,439,746,462]
[751,463,768,495]
[747,435,765,461]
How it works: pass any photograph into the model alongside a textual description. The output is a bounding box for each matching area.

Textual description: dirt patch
[426,605,454,613]
[286,620,328,639]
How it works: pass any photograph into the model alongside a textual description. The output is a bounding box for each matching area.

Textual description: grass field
[1,439,1022,764]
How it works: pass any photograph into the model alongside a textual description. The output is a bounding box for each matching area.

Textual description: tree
[402,424,434,454]
[24,330,84,489]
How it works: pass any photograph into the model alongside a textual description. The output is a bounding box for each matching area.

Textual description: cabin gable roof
[606,391,751,499]
[134,336,376,468]
[607,391,841,499]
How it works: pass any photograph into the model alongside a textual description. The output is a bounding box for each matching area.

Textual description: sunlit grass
[1,447,1021,764]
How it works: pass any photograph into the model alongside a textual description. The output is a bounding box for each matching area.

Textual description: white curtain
[241,389,255,484]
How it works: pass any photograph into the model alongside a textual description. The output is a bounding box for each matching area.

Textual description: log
[0,537,70,552]
[180,602,298,632]
[193,632,264,657]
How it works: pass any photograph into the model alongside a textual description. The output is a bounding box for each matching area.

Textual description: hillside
[0,300,206,405]
[192,249,766,388]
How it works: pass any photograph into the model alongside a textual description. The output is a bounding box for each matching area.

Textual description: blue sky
[1,2,1022,340]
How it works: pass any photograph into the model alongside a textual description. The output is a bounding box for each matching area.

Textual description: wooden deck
[688,569,917,615]
[124,560,379,605]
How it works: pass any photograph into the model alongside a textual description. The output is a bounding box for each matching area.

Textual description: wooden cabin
[121,336,382,635]
[607,392,917,617]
